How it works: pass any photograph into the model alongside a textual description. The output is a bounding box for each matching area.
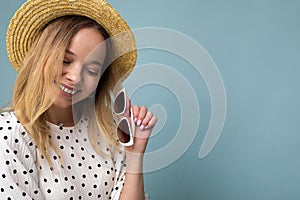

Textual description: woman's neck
[45,105,75,127]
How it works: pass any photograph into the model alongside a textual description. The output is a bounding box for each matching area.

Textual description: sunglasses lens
[117,118,131,144]
[114,91,125,114]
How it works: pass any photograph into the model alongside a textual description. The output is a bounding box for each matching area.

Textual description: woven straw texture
[6,0,137,80]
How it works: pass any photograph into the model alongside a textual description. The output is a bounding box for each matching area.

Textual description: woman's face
[53,27,106,108]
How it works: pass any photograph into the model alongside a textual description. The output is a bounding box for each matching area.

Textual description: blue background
[1,0,300,199]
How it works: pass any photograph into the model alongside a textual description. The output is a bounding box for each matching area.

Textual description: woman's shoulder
[0,111,19,123]
[0,111,38,170]
[0,111,34,149]
[0,111,23,131]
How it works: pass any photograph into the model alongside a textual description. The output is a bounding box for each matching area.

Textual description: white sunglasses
[113,88,135,146]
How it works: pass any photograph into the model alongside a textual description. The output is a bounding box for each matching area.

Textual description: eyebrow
[84,60,103,67]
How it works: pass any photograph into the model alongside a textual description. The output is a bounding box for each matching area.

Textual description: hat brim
[6,0,137,79]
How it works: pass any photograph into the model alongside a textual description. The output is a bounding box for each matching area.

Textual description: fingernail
[140,125,144,130]
[134,117,138,123]
[145,126,149,130]
[137,119,142,126]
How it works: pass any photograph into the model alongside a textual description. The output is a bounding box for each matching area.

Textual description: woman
[0,0,157,199]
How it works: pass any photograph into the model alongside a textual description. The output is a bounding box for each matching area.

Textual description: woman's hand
[124,98,157,154]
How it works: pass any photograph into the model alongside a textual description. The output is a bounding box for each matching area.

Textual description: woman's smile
[59,84,77,96]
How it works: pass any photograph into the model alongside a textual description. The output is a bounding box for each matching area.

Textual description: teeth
[60,85,76,95]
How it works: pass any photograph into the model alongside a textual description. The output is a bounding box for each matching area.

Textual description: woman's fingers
[131,105,157,130]
[125,98,131,116]
[145,115,157,130]
[136,106,147,126]
[140,111,152,130]
[131,105,140,123]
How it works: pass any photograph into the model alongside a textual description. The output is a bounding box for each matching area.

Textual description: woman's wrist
[125,151,144,174]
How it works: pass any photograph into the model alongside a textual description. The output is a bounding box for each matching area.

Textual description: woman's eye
[86,68,99,76]
[63,60,71,65]
[84,64,100,75]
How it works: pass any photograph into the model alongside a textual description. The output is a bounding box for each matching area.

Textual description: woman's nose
[64,66,82,84]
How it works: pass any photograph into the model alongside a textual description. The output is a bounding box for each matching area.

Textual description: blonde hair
[12,16,122,164]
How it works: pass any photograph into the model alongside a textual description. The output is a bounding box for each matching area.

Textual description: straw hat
[6,0,137,80]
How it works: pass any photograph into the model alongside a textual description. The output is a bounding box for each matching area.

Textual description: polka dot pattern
[0,112,146,199]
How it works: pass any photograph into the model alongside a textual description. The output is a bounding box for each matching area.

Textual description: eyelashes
[63,60,71,65]
[85,68,100,76]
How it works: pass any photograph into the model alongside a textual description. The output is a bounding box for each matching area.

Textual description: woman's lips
[59,84,77,96]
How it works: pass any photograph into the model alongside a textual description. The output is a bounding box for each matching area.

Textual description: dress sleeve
[109,148,149,200]
[0,112,45,200]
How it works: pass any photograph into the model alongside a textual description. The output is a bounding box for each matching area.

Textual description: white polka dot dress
[0,112,148,200]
